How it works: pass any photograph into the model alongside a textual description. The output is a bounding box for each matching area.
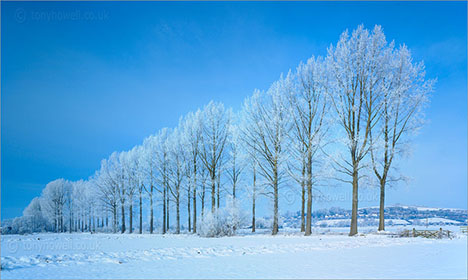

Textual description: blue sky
[1,1,467,220]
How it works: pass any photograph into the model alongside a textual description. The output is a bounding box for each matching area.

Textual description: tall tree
[227,123,245,201]
[132,146,145,234]
[152,128,171,233]
[180,110,203,233]
[198,167,209,219]
[326,25,391,236]
[240,136,261,233]
[116,152,127,234]
[287,56,329,236]
[121,150,138,234]
[241,76,291,235]
[141,134,158,234]
[369,45,433,231]
[64,180,75,233]
[199,101,231,214]
[167,128,186,234]
[23,197,48,233]
[95,157,120,233]
[40,179,70,233]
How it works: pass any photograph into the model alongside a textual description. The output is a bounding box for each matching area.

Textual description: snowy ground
[1,227,466,279]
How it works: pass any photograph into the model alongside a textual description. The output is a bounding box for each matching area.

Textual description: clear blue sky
[2,1,467,220]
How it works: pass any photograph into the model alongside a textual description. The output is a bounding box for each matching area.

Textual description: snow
[415,207,461,212]
[394,205,463,212]
[411,218,462,225]
[315,218,410,227]
[1,229,466,279]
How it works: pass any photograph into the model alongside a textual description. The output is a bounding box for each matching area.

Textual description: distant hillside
[279,205,468,228]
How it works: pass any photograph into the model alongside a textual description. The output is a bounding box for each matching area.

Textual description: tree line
[5,25,433,236]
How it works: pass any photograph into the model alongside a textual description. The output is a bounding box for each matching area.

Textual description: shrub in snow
[198,197,245,237]
[255,217,272,229]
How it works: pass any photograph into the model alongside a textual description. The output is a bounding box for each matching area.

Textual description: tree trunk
[162,186,166,234]
[233,178,236,199]
[305,155,313,236]
[252,195,256,233]
[150,185,154,234]
[187,186,191,232]
[201,187,205,219]
[176,196,180,234]
[139,191,143,234]
[378,178,385,231]
[166,193,170,232]
[252,167,256,233]
[129,203,133,234]
[273,184,279,235]
[211,172,216,213]
[113,206,117,233]
[272,165,279,235]
[121,203,126,234]
[349,167,359,236]
[61,212,64,232]
[193,186,197,233]
[301,158,306,232]
[69,214,72,233]
[217,171,220,209]
[305,185,312,236]
[301,184,305,232]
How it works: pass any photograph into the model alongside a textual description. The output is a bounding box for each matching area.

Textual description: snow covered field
[1,228,466,279]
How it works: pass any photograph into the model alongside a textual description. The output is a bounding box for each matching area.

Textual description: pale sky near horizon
[1,1,467,220]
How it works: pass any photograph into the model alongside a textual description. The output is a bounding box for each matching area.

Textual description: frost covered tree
[180,110,203,233]
[141,134,159,234]
[152,128,171,233]
[113,152,127,233]
[73,180,87,231]
[40,179,71,232]
[23,197,48,232]
[242,147,262,233]
[84,180,99,233]
[226,121,245,231]
[198,166,209,219]
[369,45,433,231]
[239,111,262,233]
[95,158,120,233]
[287,56,329,236]
[241,77,291,235]
[133,146,145,234]
[227,122,245,201]
[64,181,75,233]
[326,25,394,236]
[166,128,187,234]
[121,148,141,234]
[199,101,231,214]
